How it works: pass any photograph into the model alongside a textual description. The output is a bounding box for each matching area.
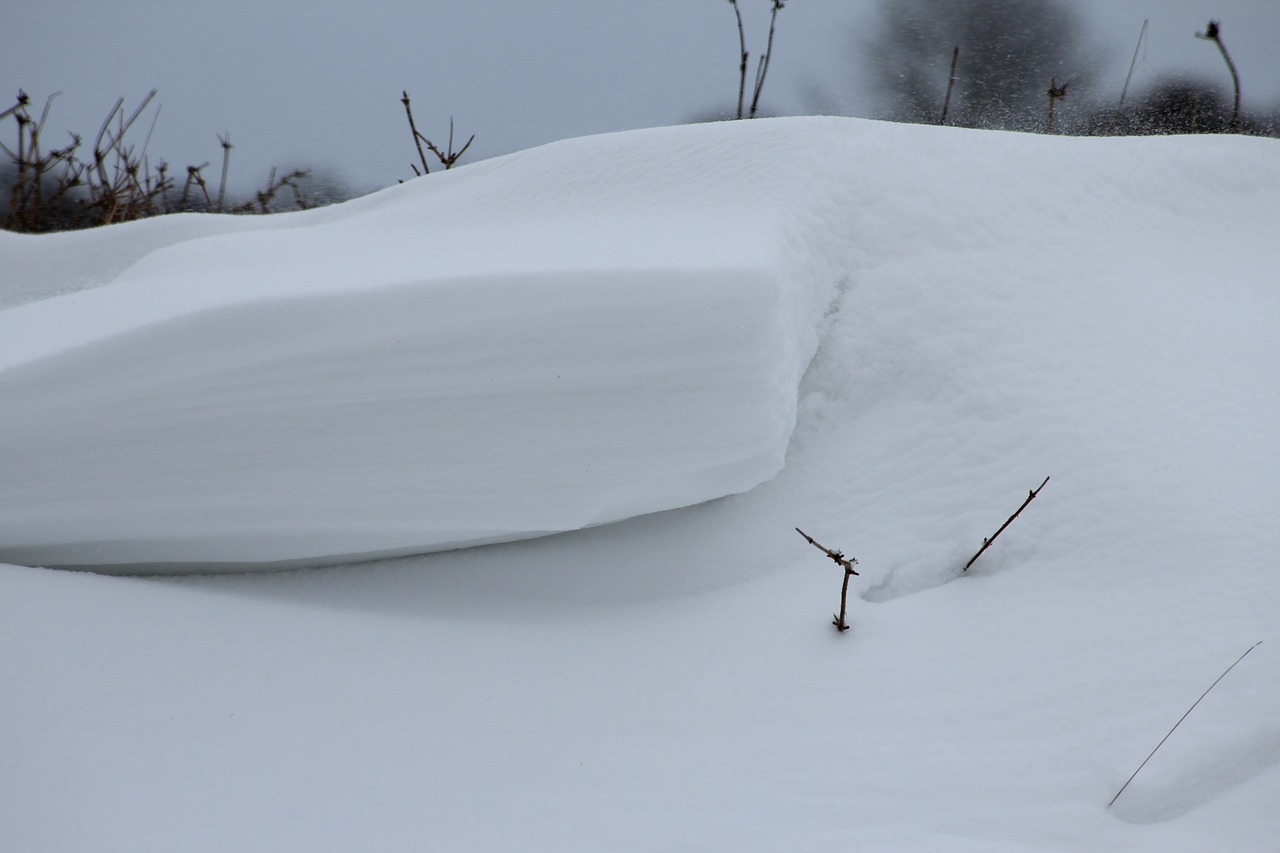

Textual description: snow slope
[3,117,1279,851]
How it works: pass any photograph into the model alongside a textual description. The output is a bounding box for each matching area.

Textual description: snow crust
[3,117,1280,851]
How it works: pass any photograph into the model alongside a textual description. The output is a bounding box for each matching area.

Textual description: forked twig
[1108,641,1263,808]
[963,476,1050,571]
[795,527,859,632]
[400,91,474,177]
[728,0,784,120]
[401,90,431,176]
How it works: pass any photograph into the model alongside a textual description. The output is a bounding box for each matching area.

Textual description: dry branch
[729,0,749,120]
[401,90,431,176]
[216,132,232,212]
[728,0,784,120]
[1046,79,1068,133]
[963,476,1050,572]
[401,91,473,178]
[748,0,784,118]
[795,527,859,632]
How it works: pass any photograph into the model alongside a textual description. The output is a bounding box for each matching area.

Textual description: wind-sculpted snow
[0,120,851,570]
[5,118,1280,850]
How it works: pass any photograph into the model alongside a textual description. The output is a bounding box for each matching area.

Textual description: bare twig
[3,91,90,230]
[796,527,857,572]
[231,166,310,214]
[0,95,23,123]
[400,91,474,177]
[401,90,431,176]
[1046,79,1068,134]
[1196,20,1241,132]
[748,0,785,118]
[181,163,212,211]
[795,527,859,632]
[419,117,473,169]
[728,0,784,120]
[1108,641,1263,808]
[216,132,232,212]
[940,46,960,125]
[90,96,124,196]
[1119,19,1148,107]
[729,0,749,120]
[964,476,1050,571]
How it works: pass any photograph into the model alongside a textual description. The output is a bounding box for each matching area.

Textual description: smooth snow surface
[3,117,1280,851]
[1,124,840,568]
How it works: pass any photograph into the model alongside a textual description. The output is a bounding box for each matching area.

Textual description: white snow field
[3,116,1279,851]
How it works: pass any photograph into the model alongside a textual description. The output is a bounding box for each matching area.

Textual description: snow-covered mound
[4,118,1280,850]
[0,121,846,569]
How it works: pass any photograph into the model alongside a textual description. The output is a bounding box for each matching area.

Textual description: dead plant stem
[1108,641,1263,808]
[795,527,859,632]
[964,476,1050,571]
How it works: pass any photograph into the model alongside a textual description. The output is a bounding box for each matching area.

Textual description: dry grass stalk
[1108,641,1263,808]
[940,46,960,125]
[1119,19,1149,107]
[3,89,327,232]
[1196,20,1241,132]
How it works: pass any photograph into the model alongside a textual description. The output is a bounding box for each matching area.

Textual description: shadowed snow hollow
[0,119,847,571]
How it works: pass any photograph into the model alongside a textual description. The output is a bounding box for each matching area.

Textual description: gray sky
[6,1,1279,196]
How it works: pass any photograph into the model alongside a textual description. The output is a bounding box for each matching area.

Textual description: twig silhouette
[940,46,959,125]
[1119,19,1148,107]
[748,0,784,118]
[728,0,785,120]
[401,91,474,177]
[1046,79,1068,133]
[1108,641,1263,808]
[1196,21,1240,132]
[964,476,1050,571]
[795,527,859,632]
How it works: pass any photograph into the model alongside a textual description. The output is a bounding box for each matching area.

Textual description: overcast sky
[6,1,1279,196]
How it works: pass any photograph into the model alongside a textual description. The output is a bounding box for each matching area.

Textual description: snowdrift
[4,118,1280,850]
[1,121,844,569]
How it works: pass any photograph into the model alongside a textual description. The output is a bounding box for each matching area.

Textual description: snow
[0,122,841,568]
[3,116,1280,850]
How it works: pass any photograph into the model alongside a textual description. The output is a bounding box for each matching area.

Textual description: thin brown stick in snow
[963,476,1050,571]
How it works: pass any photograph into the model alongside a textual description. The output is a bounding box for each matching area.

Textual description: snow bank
[0,120,848,569]
[4,117,1280,850]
